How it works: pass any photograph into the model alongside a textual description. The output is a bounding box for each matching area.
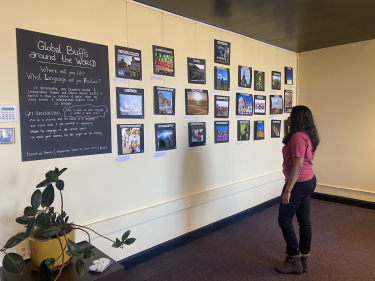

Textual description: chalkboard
[16,29,111,161]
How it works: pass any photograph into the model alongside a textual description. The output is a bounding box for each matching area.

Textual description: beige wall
[298,39,375,202]
[0,0,296,263]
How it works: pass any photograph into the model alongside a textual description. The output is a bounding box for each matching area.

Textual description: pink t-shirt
[282,132,315,182]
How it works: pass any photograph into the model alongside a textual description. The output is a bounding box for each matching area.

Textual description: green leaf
[78,245,95,254]
[36,178,53,188]
[31,189,42,210]
[2,253,25,274]
[3,233,29,249]
[53,167,59,175]
[112,238,122,248]
[56,180,64,191]
[45,170,54,179]
[41,184,54,207]
[66,250,75,257]
[39,259,53,281]
[124,238,136,245]
[56,168,67,177]
[66,239,79,253]
[16,217,31,225]
[83,250,95,260]
[45,258,55,270]
[75,259,85,276]
[40,213,51,228]
[26,217,36,235]
[24,206,36,216]
[34,224,60,239]
[121,230,130,242]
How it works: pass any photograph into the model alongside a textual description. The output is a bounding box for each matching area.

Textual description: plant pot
[29,229,75,270]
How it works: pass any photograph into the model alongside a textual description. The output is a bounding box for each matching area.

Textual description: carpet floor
[124,199,375,281]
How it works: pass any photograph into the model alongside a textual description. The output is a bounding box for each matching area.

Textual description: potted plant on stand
[1,168,135,281]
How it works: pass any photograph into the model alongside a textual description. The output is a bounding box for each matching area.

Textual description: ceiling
[133,0,375,53]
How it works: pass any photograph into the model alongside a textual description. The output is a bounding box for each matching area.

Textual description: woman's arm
[281,156,303,204]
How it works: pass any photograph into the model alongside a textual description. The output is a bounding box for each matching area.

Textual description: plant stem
[60,190,63,215]
[72,227,91,244]
[55,233,65,281]
[71,224,121,247]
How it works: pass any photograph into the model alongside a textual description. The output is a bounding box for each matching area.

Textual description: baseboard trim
[119,196,280,270]
[312,192,375,210]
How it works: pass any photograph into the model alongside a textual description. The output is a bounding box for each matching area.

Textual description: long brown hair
[282,105,320,152]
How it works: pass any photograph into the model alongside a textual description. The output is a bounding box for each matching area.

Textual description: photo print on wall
[236,93,253,116]
[271,120,281,138]
[214,39,231,65]
[152,45,175,76]
[214,121,229,143]
[188,122,206,147]
[254,95,266,115]
[187,58,206,84]
[254,70,265,91]
[117,124,144,155]
[238,66,252,88]
[254,120,265,140]
[116,87,144,118]
[285,67,293,85]
[238,120,250,141]
[270,95,283,114]
[185,89,209,115]
[115,46,142,80]
[284,89,293,113]
[0,128,15,144]
[214,66,230,91]
[154,86,175,115]
[155,123,176,151]
[214,95,229,118]
[271,71,281,90]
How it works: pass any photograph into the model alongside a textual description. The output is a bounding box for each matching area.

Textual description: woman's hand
[281,192,291,204]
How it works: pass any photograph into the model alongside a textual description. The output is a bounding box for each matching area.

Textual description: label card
[112,78,129,84]
[183,116,194,120]
[151,75,163,81]
[236,87,243,91]
[235,116,243,119]
[211,90,221,95]
[187,147,197,152]
[115,155,131,162]
[154,151,167,158]
[269,115,275,118]
[237,141,244,145]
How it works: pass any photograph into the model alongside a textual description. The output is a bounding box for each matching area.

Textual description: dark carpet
[124,199,375,281]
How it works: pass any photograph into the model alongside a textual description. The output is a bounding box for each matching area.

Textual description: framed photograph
[285,67,293,85]
[154,86,175,115]
[115,46,142,80]
[237,120,250,141]
[254,70,265,91]
[187,58,206,84]
[214,39,231,65]
[271,120,281,138]
[254,95,266,115]
[214,95,229,118]
[117,124,144,155]
[155,123,176,151]
[152,45,175,76]
[116,87,144,119]
[185,89,209,115]
[236,93,253,116]
[238,66,252,88]
[271,71,281,90]
[254,120,265,140]
[284,90,293,113]
[214,121,229,143]
[214,66,230,91]
[270,95,283,114]
[0,128,15,144]
[188,122,206,147]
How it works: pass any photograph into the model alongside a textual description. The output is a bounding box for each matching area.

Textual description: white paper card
[235,116,243,119]
[269,90,275,94]
[211,90,221,95]
[236,87,243,91]
[151,75,163,81]
[269,115,275,118]
[154,151,167,158]
[112,78,128,84]
[187,147,197,152]
[115,155,131,162]
[183,116,194,120]
[237,142,244,146]
[290,86,295,89]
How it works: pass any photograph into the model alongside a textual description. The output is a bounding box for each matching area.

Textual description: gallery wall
[299,39,375,202]
[0,0,296,263]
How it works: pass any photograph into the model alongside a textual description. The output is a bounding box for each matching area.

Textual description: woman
[275,105,319,274]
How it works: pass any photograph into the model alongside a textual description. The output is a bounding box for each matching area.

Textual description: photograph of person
[238,120,250,141]
[187,58,206,84]
[215,121,229,143]
[215,67,230,91]
[117,124,144,155]
[215,96,229,118]
[154,87,175,115]
[115,46,142,80]
[236,93,253,116]
[272,71,281,90]
[270,95,283,114]
[254,70,265,91]
[185,89,209,115]
[155,123,176,151]
[188,122,206,147]
[214,39,231,65]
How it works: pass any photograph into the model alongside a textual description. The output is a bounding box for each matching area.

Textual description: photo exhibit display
[214,121,229,143]
[271,120,281,138]
[214,95,229,118]
[238,66,252,88]
[116,87,144,118]
[188,122,206,147]
[214,66,230,91]
[271,71,281,90]
[117,124,144,155]
[115,46,142,80]
[270,95,283,114]
[187,58,206,84]
[284,90,293,113]
[152,45,175,76]
[285,67,293,85]
[254,120,265,140]
[237,120,250,141]
[154,86,175,115]
[214,39,231,65]
[236,93,253,116]
[0,128,15,144]
[254,95,266,115]
[155,123,176,151]
[185,89,209,115]
[254,70,265,91]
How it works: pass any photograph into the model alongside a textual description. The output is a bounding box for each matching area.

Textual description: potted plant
[1,168,135,281]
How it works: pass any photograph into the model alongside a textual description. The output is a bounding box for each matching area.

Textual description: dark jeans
[278,175,316,256]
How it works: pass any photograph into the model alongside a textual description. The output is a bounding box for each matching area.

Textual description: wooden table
[0,242,126,281]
